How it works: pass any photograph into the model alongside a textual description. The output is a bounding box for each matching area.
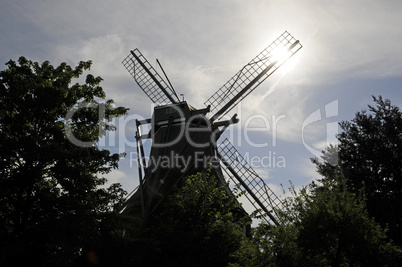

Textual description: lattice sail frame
[122,49,179,105]
[217,138,282,225]
[205,31,302,120]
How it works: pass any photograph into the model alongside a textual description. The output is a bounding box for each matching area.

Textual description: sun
[270,40,301,74]
[271,45,290,64]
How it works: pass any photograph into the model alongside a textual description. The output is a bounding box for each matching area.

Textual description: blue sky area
[2,0,402,215]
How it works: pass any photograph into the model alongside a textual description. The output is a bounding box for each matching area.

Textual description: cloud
[52,34,124,69]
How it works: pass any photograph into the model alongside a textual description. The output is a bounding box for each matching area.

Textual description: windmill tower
[122,31,302,226]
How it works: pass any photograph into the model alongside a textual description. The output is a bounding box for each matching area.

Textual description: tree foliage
[125,169,252,267]
[315,96,402,246]
[298,180,400,266]
[245,178,401,266]
[0,57,128,266]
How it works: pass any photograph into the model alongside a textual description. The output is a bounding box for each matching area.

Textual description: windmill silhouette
[121,31,302,226]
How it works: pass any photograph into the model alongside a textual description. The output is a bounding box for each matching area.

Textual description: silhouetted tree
[246,178,401,266]
[126,169,251,267]
[0,57,128,266]
[314,96,402,246]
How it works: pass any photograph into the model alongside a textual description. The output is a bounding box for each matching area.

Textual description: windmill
[121,31,302,227]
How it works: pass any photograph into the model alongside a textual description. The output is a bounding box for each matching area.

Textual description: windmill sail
[122,49,180,105]
[217,138,282,225]
[205,31,302,121]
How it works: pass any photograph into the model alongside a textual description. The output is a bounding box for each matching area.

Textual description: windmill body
[146,101,217,196]
[122,31,302,226]
[123,101,222,224]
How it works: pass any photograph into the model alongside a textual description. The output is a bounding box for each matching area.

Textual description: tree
[298,179,400,266]
[125,169,252,267]
[0,57,128,266]
[315,96,402,245]
[249,178,401,266]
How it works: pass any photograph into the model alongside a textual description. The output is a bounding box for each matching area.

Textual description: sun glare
[270,40,301,75]
[271,45,290,64]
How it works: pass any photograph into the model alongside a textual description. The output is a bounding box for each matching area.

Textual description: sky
[2,0,402,217]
